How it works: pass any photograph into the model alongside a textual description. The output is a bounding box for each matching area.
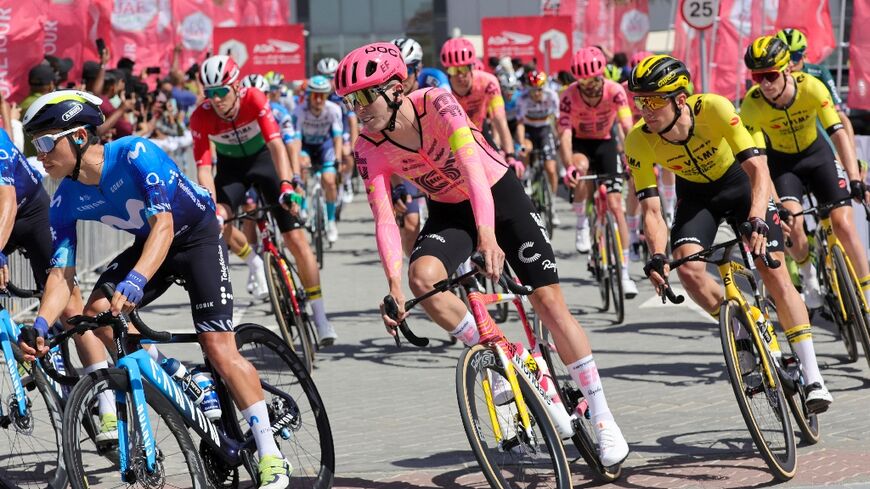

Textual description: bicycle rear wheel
[818,243,859,363]
[234,324,334,489]
[310,189,326,268]
[720,300,796,480]
[456,345,572,489]
[263,251,316,372]
[831,246,870,371]
[604,214,624,324]
[62,368,207,489]
[591,220,610,313]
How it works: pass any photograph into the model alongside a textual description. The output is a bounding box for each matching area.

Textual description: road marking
[638,287,716,323]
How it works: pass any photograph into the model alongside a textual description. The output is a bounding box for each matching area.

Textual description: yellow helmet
[627,55,691,94]
[744,36,790,71]
[776,28,807,54]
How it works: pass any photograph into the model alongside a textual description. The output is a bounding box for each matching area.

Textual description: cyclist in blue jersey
[318,58,360,208]
[292,75,343,243]
[18,90,294,489]
[418,67,450,90]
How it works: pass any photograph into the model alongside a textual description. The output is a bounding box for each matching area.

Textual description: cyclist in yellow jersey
[740,36,870,310]
[627,55,832,411]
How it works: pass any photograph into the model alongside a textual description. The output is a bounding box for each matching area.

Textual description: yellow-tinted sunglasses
[446,65,473,76]
[633,92,680,111]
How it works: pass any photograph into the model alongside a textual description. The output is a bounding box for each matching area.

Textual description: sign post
[680,0,718,93]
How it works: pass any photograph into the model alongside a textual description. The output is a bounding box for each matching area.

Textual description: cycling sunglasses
[790,50,805,63]
[406,61,421,77]
[32,125,86,154]
[309,92,328,101]
[633,92,680,111]
[204,86,231,99]
[750,69,783,84]
[577,76,603,87]
[446,65,473,76]
[342,86,385,110]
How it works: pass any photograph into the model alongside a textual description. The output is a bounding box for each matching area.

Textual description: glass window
[340,0,372,34]
[311,0,340,35]
[309,36,342,76]
[373,0,403,33]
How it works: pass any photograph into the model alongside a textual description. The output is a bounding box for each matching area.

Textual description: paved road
[18,197,870,488]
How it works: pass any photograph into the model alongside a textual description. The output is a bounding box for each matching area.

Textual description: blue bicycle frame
[0,309,27,417]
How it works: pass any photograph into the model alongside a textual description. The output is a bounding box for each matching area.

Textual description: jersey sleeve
[330,105,344,137]
[48,188,77,269]
[189,108,213,167]
[706,94,760,162]
[738,94,767,149]
[484,77,506,120]
[431,89,496,228]
[124,139,173,220]
[549,89,560,119]
[612,84,633,124]
[250,89,281,144]
[807,76,843,134]
[356,145,403,279]
[557,89,573,133]
[625,127,658,199]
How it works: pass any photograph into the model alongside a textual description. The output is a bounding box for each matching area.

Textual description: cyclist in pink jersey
[440,38,523,176]
[560,47,638,297]
[337,42,629,467]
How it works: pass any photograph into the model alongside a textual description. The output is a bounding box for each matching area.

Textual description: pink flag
[850,0,870,109]
[83,0,114,63]
[109,0,174,75]
[212,0,243,28]
[175,0,215,69]
[42,0,90,81]
[775,0,835,63]
[0,1,47,102]
[614,0,650,55]
[240,0,290,26]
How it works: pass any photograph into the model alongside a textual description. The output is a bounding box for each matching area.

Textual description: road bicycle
[526,148,555,237]
[47,284,334,489]
[305,170,329,269]
[659,225,819,480]
[384,254,575,488]
[229,203,318,373]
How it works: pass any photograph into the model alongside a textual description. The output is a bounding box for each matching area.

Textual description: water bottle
[160,358,221,421]
[191,368,222,421]
[750,306,782,362]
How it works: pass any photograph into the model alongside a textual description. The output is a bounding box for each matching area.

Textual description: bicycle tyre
[456,345,572,489]
[592,219,610,312]
[818,243,859,363]
[0,352,67,489]
[62,368,207,489]
[831,246,870,372]
[533,319,622,482]
[234,323,335,489]
[263,251,316,372]
[312,189,325,269]
[719,300,796,481]
[604,214,624,324]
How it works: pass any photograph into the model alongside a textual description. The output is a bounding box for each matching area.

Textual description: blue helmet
[307,75,332,94]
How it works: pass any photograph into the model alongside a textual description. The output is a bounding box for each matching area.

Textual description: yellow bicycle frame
[819,216,870,317]
[481,344,534,444]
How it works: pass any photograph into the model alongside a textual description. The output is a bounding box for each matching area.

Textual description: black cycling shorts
[571,137,623,193]
[215,148,303,232]
[96,219,235,334]
[409,171,559,289]
[525,125,557,161]
[768,136,850,215]
[3,188,52,288]
[670,163,785,253]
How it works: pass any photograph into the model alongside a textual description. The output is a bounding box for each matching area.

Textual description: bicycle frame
[254,211,306,320]
[817,215,869,317]
[0,309,27,417]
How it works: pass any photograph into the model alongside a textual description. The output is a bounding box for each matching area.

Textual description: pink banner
[849,0,870,110]
[775,0,835,63]
[614,0,650,55]
[42,0,90,81]
[543,0,649,57]
[108,0,174,75]
[0,1,47,102]
[175,0,215,69]
[83,0,114,63]
[213,24,305,80]
[240,0,290,26]
[482,16,573,73]
[212,0,243,28]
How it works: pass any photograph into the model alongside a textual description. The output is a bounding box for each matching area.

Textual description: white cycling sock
[622,250,630,277]
[305,285,330,329]
[83,361,116,417]
[568,355,614,424]
[784,324,823,386]
[627,215,640,242]
[241,401,282,458]
[145,345,166,365]
[573,203,587,229]
[449,311,479,346]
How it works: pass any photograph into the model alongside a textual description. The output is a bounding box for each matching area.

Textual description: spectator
[612,52,630,80]
[97,69,135,141]
[168,71,197,113]
[44,55,74,87]
[20,64,56,156]
[82,47,112,95]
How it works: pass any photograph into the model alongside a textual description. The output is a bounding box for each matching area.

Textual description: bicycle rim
[720,300,796,480]
[593,224,610,312]
[62,368,207,489]
[0,357,66,489]
[534,320,622,482]
[265,252,316,372]
[832,246,870,371]
[234,324,334,489]
[820,244,859,362]
[605,215,624,324]
[456,345,572,489]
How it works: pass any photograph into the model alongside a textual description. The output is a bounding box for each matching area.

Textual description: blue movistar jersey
[504,88,522,122]
[418,67,450,90]
[0,129,42,206]
[270,101,296,144]
[49,136,215,268]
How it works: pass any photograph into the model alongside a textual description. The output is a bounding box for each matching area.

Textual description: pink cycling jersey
[453,70,506,129]
[354,87,509,279]
[557,79,632,140]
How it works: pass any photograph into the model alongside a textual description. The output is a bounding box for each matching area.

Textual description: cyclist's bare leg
[529,284,591,360]
[545,158,558,193]
[63,285,109,368]
[606,190,631,269]
[830,205,870,296]
[408,256,469,329]
[400,212,421,257]
[781,200,809,261]
[321,171,338,203]
[282,228,319,286]
[241,199,258,245]
[660,170,676,221]
[672,243,724,314]
[571,153,592,205]
[198,332,265,407]
[626,178,642,258]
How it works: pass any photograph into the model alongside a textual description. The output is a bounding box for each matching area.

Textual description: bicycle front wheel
[456,345,572,489]
[604,214,624,324]
[831,245,870,371]
[62,368,207,489]
[234,323,334,489]
[591,221,610,313]
[263,251,316,372]
[818,243,859,363]
[311,190,326,268]
[720,300,796,481]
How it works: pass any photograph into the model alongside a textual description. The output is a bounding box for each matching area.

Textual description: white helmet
[391,38,423,65]
[241,74,270,93]
[316,57,339,77]
[200,55,240,88]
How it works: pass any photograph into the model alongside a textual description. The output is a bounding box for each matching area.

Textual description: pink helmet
[440,38,476,67]
[472,58,486,72]
[571,47,606,79]
[629,50,654,69]
[334,42,407,97]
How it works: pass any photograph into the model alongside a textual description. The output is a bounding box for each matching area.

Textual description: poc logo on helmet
[62,103,83,122]
[364,45,399,57]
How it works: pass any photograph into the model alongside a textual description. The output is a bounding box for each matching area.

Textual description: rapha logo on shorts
[424,233,446,243]
[541,259,556,272]
[518,241,541,263]
[768,240,779,248]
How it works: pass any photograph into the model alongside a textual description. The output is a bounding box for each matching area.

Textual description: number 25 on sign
[680,0,719,30]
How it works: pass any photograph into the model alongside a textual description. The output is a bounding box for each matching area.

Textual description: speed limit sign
[681,0,719,30]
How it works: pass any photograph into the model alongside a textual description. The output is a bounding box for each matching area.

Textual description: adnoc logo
[490,31,534,46]
[539,29,569,59]
[253,39,300,54]
[111,0,159,32]
[219,39,249,66]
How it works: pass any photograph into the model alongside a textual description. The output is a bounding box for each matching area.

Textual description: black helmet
[22,90,105,135]
[628,55,691,94]
[744,36,790,71]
